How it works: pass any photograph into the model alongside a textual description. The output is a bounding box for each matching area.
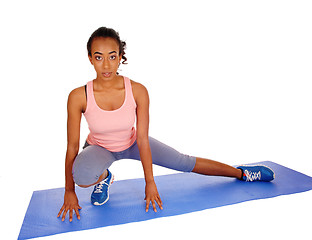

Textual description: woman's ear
[88,55,93,65]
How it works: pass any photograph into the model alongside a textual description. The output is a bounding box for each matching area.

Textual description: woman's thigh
[72,144,116,186]
[127,137,196,172]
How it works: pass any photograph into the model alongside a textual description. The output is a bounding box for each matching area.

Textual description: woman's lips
[102,72,112,78]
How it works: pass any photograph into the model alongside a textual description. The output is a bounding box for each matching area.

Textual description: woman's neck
[94,75,122,90]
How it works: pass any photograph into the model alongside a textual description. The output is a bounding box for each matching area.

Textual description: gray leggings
[73,137,196,186]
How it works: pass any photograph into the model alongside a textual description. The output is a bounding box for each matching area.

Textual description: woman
[57,27,275,222]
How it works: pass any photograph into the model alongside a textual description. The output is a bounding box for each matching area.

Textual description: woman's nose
[103,59,109,68]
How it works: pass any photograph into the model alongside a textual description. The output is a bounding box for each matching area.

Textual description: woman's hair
[87,27,127,64]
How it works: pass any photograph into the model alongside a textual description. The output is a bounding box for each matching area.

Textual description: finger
[74,207,81,220]
[69,209,73,222]
[158,195,163,206]
[78,204,82,210]
[145,199,150,212]
[62,208,68,221]
[156,197,163,210]
[57,205,65,218]
[152,200,157,212]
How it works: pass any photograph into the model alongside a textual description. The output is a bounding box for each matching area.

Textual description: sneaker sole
[93,175,114,206]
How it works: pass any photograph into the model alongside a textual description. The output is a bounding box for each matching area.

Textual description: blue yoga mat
[18,161,312,239]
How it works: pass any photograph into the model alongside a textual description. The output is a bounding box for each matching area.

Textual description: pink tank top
[83,76,137,152]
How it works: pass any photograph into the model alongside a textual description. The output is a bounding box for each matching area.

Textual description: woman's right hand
[57,190,82,222]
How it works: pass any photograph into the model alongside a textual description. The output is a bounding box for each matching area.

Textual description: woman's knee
[148,137,196,172]
[72,153,98,186]
[72,145,115,186]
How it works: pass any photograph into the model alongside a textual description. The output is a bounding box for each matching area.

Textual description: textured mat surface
[18,161,312,239]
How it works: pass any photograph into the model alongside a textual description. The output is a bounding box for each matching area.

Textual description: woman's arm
[133,81,163,212]
[57,87,85,221]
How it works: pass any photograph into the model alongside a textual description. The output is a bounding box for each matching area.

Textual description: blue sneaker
[237,165,275,182]
[91,169,114,206]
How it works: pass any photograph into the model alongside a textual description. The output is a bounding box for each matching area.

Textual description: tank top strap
[87,80,94,104]
[84,80,96,113]
[86,80,94,101]
[124,76,137,107]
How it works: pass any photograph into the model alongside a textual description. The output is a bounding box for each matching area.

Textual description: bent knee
[72,165,99,187]
[72,147,114,186]
[72,153,100,186]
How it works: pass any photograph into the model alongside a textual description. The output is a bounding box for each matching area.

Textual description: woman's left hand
[145,181,163,212]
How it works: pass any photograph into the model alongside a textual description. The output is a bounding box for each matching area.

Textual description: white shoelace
[94,179,110,193]
[244,170,261,182]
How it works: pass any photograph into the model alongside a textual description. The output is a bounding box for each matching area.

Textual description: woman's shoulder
[68,85,87,112]
[130,79,148,94]
[69,85,86,99]
[129,79,149,102]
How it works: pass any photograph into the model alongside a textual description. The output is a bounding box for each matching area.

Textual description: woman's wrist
[65,186,75,192]
[145,177,155,184]
[65,180,75,192]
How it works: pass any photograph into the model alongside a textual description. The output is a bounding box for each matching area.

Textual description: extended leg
[128,137,274,182]
[192,157,242,179]
[128,137,241,179]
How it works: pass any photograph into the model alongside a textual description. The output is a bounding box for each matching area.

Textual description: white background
[0,0,311,239]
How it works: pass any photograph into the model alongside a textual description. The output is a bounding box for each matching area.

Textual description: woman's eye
[110,55,117,60]
[95,56,102,60]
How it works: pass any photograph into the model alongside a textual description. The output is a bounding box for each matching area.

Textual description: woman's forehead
[91,37,119,53]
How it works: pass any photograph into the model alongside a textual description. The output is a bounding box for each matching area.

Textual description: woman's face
[88,37,122,81]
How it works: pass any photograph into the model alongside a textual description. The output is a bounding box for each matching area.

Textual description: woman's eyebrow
[93,51,103,55]
[93,51,117,55]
